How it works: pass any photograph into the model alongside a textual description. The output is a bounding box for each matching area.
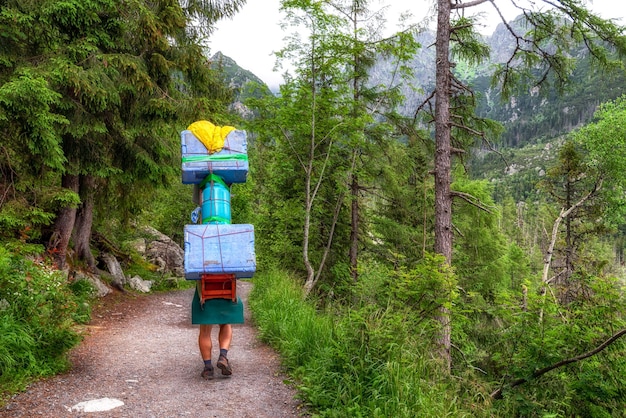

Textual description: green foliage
[183,0,247,28]
[248,0,421,290]
[449,268,626,417]
[138,182,195,244]
[246,82,340,274]
[66,279,95,324]
[386,253,458,318]
[450,16,490,67]
[494,277,625,416]
[573,95,626,225]
[230,178,255,224]
[452,176,513,297]
[0,1,233,215]
[250,255,625,417]
[369,137,433,267]
[0,245,87,397]
[0,0,624,415]
[0,200,55,241]
[0,184,80,242]
[250,265,468,417]
[0,70,67,171]
[0,314,36,395]
[248,269,333,370]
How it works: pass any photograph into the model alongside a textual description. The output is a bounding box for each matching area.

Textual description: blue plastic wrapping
[183,224,256,279]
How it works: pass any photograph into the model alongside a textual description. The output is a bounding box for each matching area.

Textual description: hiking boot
[216,355,232,376]
[201,365,214,380]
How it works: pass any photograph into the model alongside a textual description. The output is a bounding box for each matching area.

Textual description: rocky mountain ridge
[214,15,625,149]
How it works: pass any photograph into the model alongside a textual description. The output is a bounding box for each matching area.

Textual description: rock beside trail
[86,225,185,294]
[128,275,153,293]
[142,225,185,278]
[74,270,112,298]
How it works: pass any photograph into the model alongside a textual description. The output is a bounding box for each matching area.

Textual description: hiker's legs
[199,324,232,359]
[218,324,232,350]
[199,324,213,360]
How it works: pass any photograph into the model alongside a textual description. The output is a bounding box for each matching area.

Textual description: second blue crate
[183,224,256,279]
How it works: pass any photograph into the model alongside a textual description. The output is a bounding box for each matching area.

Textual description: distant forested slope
[366,17,626,149]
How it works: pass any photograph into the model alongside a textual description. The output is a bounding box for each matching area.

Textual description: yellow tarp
[187,120,235,154]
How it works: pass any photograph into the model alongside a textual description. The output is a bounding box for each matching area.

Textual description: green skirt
[191,287,244,325]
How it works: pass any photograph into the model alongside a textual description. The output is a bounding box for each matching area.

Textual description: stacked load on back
[182,121,255,325]
[182,120,256,281]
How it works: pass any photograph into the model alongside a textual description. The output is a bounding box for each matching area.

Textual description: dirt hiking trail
[1,281,307,417]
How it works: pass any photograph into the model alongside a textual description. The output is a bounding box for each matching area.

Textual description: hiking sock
[203,359,212,367]
[219,349,228,358]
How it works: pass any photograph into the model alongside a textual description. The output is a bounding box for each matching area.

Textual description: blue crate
[184,224,256,279]
[181,129,249,184]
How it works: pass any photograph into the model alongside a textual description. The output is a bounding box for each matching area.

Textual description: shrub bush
[0,244,86,398]
[249,266,467,417]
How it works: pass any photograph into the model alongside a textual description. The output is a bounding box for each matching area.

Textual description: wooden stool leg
[200,274,236,303]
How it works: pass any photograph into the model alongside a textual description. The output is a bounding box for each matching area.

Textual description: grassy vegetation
[0,232,191,405]
[0,243,94,402]
[249,267,473,417]
[249,267,626,417]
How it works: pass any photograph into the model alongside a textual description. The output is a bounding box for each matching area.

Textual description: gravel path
[0,281,306,418]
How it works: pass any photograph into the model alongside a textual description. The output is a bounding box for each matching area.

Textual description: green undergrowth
[248,267,470,417]
[0,243,95,402]
[0,234,192,405]
[249,266,626,417]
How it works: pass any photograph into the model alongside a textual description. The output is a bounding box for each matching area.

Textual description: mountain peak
[209,52,274,118]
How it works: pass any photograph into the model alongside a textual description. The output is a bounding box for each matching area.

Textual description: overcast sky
[209,0,626,91]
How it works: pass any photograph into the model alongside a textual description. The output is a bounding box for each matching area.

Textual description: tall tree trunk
[74,174,97,271]
[349,169,359,283]
[434,0,453,373]
[302,35,318,296]
[303,168,315,295]
[48,174,80,270]
[349,3,360,284]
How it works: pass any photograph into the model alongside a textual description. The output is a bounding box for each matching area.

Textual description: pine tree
[428,0,626,371]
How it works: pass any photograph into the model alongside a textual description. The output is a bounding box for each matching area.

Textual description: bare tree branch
[491,328,626,400]
[413,89,437,123]
[451,0,491,10]
[450,190,495,213]
[542,179,603,284]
